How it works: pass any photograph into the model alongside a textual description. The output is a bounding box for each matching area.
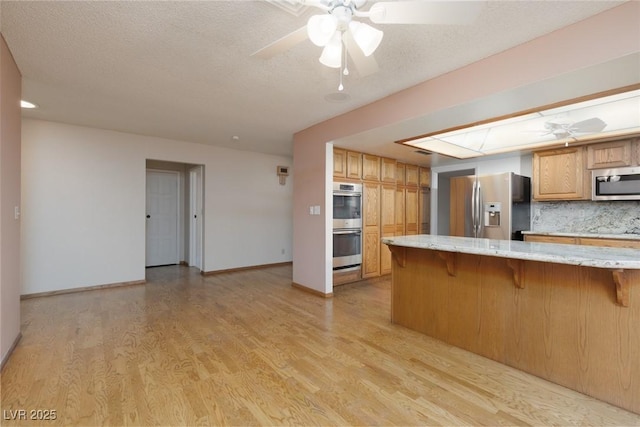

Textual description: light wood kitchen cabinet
[346,151,362,179]
[380,183,396,275]
[362,230,380,278]
[404,187,419,235]
[381,157,396,183]
[525,233,640,249]
[419,167,431,188]
[395,187,420,236]
[362,182,380,278]
[333,148,363,179]
[362,154,381,181]
[333,148,347,178]
[587,139,633,169]
[418,186,431,234]
[405,164,419,187]
[333,146,427,281]
[532,146,590,200]
[577,237,640,249]
[395,187,405,235]
[524,235,577,245]
[633,138,640,165]
[396,162,406,186]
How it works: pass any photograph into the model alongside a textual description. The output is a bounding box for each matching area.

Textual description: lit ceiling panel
[402,88,640,159]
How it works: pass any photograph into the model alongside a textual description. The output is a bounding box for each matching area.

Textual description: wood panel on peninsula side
[384,235,640,415]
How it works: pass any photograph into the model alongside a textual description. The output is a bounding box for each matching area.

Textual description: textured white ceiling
[0,0,625,161]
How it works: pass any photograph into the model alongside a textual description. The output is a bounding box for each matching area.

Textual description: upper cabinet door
[381,157,396,183]
[346,151,362,179]
[532,147,590,200]
[587,139,633,169]
[405,164,419,187]
[419,167,431,188]
[333,148,347,178]
[396,162,406,186]
[362,154,381,181]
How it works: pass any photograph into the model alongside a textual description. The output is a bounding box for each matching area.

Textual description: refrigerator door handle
[476,181,483,237]
[471,179,477,234]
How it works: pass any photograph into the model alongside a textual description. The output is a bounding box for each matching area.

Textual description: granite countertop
[381,235,640,270]
[522,231,640,241]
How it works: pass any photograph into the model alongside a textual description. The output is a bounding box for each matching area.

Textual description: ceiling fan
[541,117,607,139]
[252,0,485,81]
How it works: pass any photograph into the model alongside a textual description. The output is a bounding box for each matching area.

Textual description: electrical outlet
[14,206,20,220]
[281,248,285,255]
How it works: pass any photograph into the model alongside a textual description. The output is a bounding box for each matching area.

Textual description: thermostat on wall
[277,166,289,185]
[277,166,289,176]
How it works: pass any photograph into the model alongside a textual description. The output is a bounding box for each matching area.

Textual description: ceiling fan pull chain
[338,34,346,91]
[343,40,349,76]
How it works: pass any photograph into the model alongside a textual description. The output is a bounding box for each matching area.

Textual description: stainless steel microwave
[592,166,640,201]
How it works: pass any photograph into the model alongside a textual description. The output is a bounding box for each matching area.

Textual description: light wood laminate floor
[2,265,639,426]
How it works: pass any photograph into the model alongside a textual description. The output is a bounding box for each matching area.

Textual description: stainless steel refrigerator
[450,172,531,240]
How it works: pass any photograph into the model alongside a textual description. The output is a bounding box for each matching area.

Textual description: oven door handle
[333,230,362,235]
[333,192,362,197]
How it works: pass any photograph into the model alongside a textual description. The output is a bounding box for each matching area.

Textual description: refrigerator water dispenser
[484,202,501,227]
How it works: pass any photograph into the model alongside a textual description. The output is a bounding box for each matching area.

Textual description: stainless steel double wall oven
[332,182,362,272]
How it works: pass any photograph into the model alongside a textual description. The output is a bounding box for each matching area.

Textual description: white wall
[1,34,22,365]
[21,119,293,295]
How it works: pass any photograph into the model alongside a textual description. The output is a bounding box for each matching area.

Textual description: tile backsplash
[531,200,640,235]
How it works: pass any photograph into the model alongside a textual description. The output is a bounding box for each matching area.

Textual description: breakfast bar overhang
[382,235,640,414]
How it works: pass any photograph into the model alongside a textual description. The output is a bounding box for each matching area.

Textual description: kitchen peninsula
[382,235,640,414]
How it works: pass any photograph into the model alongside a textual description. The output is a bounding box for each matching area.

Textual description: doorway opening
[145,160,204,272]
[436,168,475,235]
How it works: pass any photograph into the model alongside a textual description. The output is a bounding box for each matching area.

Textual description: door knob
[146,215,151,219]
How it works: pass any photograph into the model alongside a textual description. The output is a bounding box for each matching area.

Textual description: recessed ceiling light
[20,100,38,109]
[324,92,351,103]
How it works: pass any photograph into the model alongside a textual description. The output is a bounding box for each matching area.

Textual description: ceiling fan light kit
[319,32,343,68]
[253,0,486,92]
[307,14,338,46]
[307,1,384,67]
[348,21,383,57]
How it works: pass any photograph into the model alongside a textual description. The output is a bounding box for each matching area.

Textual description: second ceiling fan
[253,0,485,78]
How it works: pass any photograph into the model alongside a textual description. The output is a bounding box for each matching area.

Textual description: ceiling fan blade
[523,130,555,136]
[299,0,330,10]
[369,1,484,25]
[570,117,607,133]
[343,31,379,77]
[251,26,308,59]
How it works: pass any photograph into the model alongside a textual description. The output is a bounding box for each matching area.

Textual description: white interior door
[146,170,179,267]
